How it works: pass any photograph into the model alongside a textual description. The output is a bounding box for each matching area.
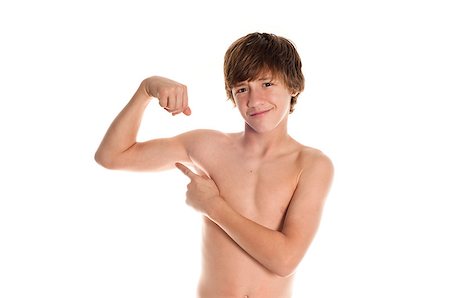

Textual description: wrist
[206,196,226,222]
[139,76,159,99]
[133,80,153,104]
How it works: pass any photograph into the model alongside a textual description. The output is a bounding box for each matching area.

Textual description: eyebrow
[233,82,247,88]
[234,76,273,86]
[232,74,276,89]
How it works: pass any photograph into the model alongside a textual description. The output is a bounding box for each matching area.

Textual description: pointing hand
[175,163,221,215]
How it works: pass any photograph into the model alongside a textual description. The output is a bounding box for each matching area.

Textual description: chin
[245,116,288,133]
[246,123,276,133]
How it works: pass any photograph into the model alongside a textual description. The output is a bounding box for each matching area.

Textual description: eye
[235,87,247,94]
[263,82,273,87]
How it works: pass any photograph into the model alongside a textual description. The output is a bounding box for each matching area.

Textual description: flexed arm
[95,76,192,171]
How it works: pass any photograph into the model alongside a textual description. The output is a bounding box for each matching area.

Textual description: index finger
[175,162,196,179]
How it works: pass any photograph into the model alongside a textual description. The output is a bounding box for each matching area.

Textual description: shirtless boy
[95,32,333,297]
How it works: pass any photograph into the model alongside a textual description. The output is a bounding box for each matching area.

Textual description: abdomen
[197,218,293,297]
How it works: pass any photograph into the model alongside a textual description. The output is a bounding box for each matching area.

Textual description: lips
[248,107,273,117]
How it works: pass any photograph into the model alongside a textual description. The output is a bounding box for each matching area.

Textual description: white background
[1,0,449,297]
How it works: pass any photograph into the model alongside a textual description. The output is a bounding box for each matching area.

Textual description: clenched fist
[141,76,191,116]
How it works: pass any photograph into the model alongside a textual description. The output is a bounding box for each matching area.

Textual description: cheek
[275,94,292,109]
[234,99,247,116]
[235,97,247,109]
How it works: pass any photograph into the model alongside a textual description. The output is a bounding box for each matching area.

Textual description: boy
[95,32,333,297]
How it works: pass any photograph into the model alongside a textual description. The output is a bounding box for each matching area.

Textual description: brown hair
[224,32,304,113]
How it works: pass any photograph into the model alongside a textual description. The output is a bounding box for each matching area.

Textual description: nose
[247,86,265,107]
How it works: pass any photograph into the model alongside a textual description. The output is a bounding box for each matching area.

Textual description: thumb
[183,106,192,116]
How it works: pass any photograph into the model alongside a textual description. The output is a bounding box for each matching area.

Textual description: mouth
[249,108,273,117]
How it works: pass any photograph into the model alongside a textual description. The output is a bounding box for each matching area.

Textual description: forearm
[95,83,151,167]
[208,198,298,277]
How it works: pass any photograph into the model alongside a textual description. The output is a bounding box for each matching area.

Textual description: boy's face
[232,72,294,133]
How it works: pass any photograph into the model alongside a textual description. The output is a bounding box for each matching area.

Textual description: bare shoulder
[182,129,230,139]
[295,144,334,183]
[298,145,333,167]
[180,129,234,156]
[180,129,232,147]
[178,129,236,174]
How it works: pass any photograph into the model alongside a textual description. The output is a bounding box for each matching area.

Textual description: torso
[188,130,305,298]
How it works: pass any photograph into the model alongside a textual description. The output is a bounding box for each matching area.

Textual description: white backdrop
[1,0,449,297]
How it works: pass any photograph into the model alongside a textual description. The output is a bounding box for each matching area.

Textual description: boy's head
[224,32,304,113]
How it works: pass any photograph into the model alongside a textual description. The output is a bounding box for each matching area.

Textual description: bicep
[117,132,195,172]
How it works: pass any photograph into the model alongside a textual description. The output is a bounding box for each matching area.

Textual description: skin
[95,75,334,297]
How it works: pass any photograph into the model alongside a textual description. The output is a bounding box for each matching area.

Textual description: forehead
[233,69,279,85]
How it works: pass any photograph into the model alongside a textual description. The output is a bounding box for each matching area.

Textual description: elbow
[94,150,118,170]
[271,254,304,278]
[272,264,297,278]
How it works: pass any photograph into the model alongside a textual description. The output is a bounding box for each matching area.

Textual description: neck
[240,118,290,158]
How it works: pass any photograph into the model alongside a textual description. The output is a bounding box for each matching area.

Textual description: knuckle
[158,90,168,98]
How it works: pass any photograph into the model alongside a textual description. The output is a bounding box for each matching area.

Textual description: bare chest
[196,153,300,230]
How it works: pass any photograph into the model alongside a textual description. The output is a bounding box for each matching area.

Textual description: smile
[249,108,273,117]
